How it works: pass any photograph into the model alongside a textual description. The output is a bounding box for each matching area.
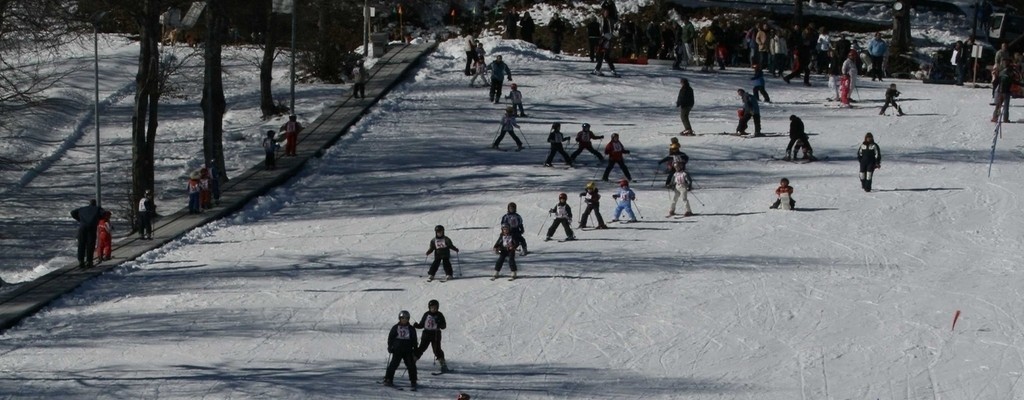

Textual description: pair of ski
[771,155,827,164]
[491,274,517,281]
[544,237,576,242]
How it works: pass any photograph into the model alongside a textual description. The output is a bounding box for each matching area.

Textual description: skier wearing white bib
[545,193,576,241]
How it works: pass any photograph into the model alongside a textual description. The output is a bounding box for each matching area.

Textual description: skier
[492,224,520,280]
[487,55,513,104]
[736,89,762,137]
[857,132,881,192]
[879,83,904,116]
[839,73,852,108]
[95,210,113,262]
[383,310,418,390]
[593,8,619,77]
[492,107,524,150]
[611,179,638,222]
[751,64,771,103]
[501,202,528,256]
[280,115,302,156]
[425,225,459,282]
[841,50,858,103]
[602,133,633,182]
[570,123,605,164]
[506,83,526,117]
[657,140,689,188]
[993,60,1014,122]
[668,162,693,217]
[187,172,202,214]
[469,56,487,87]
[413,299,450,373]
[578,181,609,229]
[71,199,104,268]
[784,115,815,161]
[545,193,576,241]
[769,178,796,210]
[544,122,572,167]
[676,78,695,136]
[353,60,369,99]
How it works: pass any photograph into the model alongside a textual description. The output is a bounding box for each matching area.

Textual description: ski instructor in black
[71,199,104,268]
[857,132,881,192]
[488,55,512,104]
[384,310,418,390]
[544,122,573,167]
[592,8,618,77]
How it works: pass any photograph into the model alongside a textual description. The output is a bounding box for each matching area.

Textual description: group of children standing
[383,300,451,391]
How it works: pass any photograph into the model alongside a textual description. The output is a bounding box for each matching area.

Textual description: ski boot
[427,275,434,282]
[440,359,451,373]
[443,275,453,282]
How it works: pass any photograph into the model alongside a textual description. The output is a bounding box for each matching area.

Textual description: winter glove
[388,346,394,354]
[612,194,620,199]
[875,163,881,170]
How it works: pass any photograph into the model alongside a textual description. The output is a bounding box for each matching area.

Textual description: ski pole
[491,124,502,146]
[689,190,705,207]
[633,199,644,219]
[456,251,462,278]
[516,126,531,149]
[537,213,551,236]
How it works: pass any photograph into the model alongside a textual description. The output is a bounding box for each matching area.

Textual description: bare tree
[202,0,228,184]
[128,0,162,229]
[891,0,914,53]
[259,0,279,118]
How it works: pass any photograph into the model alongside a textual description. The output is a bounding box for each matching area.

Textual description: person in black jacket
[676,78,695,135]
[414,300,450,373]
[586,17,601,62]
[520,12,535,43]
[657,140,689,187]
[784,115,815,161]
[549,14,566,54]
[71,199,104,268]
[545,193,576,241]
[426,225,459,282]
[879,83,904,116]
[384,310,418,389]
[857,132,881,192]
[544,122,573,167]
[493,224,520,280]
[137,190,157,240]
[578,181,608,229]
[504,8,519,39]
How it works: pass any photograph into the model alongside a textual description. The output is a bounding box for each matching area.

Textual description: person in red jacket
[280,115,302,156]
[95,210,113,261]
[769,178,795,210]
[601,133,632,182]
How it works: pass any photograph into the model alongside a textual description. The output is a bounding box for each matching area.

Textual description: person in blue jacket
[487,55,513,104]
[736,89,762,137]
[867,32,888,82]
[751,64,770,103]
[611,179,638,222]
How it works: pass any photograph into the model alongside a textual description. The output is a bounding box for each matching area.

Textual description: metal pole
[290,3,296,114]
[363,0,369,58]
[93,14,105,208]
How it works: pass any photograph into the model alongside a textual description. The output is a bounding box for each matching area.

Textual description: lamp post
[363,0,369,58]
[93,11,108,208]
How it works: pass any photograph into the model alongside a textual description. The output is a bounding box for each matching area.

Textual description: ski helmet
[501,223,510,230]
[558,192,567,200]
[585,181,596,190]
[435,225,445,232]
[428,299,440,308]
[582,123,591,130]
[611,133,620,139]
[507,202,517,211]
[506,106,514,113]
[510,83,518,89]
[399,310,411,320]
[495,55,502,61]
[669,143,680,151]
[619,178,629,186]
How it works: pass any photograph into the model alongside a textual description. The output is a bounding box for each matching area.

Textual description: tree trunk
[259,0,276,118]
[892,1,914,53]
[130,0,161,231]
[793,0,804,27]
[202,0,228,184]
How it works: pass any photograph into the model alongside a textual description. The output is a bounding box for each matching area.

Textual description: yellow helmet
[669,143,680,151]
[585,181,596,190]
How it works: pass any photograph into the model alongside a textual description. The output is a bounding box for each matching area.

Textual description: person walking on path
[857,132,881,192]
[544,122,573,167]
[492,224,520,280]
[602,133,633,182]
[676,78,695,136]
[492,107,523,150]
[668,163,693,217]
[95,210,113,262]
[353,60,369,99]
[487,55,513,104]
[280,115,302,157]
[578,181,608,229]
[262,130,278,170]
[570,123,605,164]
[414,300,450,373]
[137,189,156,240]
[545,193,576,241]
[187,172,202,214]
[71,199,104,268]
[383,310,418,390]
[425,225,459,282]
[771,28,789,77]
[736,89,762,136]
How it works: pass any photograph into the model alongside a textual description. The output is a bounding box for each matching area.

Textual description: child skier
[750,64,771,103]
[501,202,528,255]
[657,139,689,187]
[95,210,113,261]
[857,132,881,192]
[611,179,638,222]
[545,193,576,241]
[425,225,459,282]
[784,115,815,161]
[578,181,609,229]
[413,299,450,373]
[668,163,694,217]
[262,130,278,170]
[384,310,418,390]
[279,115,303,156]
[879,83,904,116]
[469,56,487,87]
[570,123,605,164]
[544,122,573,167]
[187,172,201,214]
[492,107,524,151]
[769,178,796,210]
[506,83,526,117]
[839,73,852,107]
[602,133,633,182]
[492,224,520,280]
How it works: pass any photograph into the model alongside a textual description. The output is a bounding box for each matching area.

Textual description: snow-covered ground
[1,30,1023,398]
